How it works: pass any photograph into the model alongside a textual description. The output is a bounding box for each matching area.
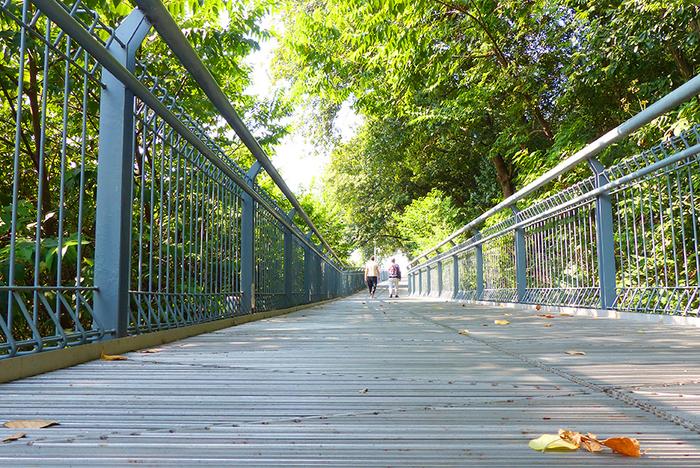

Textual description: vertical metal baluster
[55,34,71,328]
[6,0,30,345]
[32,18,51,328]
[74,47,89,337]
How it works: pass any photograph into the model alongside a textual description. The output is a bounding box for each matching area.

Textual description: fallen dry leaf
[544,323,553,327]
[2,432,26,443]
[100,352,128,361]
[139,348,163,354]
[538,313,555,319]
[494,319,510,325]
[3,420,58,429]
[359,388,368,394]
[532,429,640,457]
[581,433,604,453]
[458,329,469,336]
[603,437,641,457]
[565,350,586,356]
[535,304,542,311]
[558,429,582,446]
[560,312,574,317]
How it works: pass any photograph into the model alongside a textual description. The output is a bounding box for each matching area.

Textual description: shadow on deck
[2,284,700,466]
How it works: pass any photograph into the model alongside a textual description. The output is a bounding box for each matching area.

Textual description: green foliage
[277,0,700,256]
[394,190,461,254]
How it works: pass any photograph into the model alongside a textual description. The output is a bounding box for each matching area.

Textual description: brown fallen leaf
[565,350,586,356]
[538,313,555,319]
[535,304,542,311]
[100,352,128,361]
[581,433,604,453]
[543,323,553,328]
[494,319,510,325]
[139,348,163,354]
[2,432,26,443]
[3,420,58,429]
[603,437,641,457]
[558,429,582,447]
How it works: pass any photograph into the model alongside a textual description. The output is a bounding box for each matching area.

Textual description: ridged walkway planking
[1,285,700,466]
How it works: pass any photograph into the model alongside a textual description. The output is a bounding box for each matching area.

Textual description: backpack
[388,264,401,278]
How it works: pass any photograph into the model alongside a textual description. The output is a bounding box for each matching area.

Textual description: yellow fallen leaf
[458,329,469,335]
[560,312,574,317]
[2,432,26,443]
[565,350,586,356]
[528,434,579,452]
[100,352,128,361]
[3,420,58,429]
[494,320,510,325]
[603,437,641,457]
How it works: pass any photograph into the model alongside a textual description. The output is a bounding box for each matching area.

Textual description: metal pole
[436,261,443,297]
[452,254,459,299]
[475,233,484,299]
[513,212,527,302]
[590,159,617,309]
[93,9,151,337]
[240,163,261,314]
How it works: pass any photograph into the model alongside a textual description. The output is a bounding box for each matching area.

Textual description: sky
[243,18,363,193]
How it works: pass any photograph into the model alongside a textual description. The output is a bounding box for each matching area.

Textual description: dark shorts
[366,276,378,292]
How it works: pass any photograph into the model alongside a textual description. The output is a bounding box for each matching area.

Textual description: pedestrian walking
[364,256,380,298]
[388,258,401,298]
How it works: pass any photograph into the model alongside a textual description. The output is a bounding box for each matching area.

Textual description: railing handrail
[409,73,700,267]
[32,0,344,273]
[133,0,343,266]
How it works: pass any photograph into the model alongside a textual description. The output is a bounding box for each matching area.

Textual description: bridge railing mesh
[0,0,364,359]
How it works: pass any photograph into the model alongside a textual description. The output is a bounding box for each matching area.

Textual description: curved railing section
[0,0,364,358]
[408,75,700,317]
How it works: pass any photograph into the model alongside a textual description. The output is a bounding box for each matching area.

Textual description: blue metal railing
[409,77,700,317]
[0,0,364,358]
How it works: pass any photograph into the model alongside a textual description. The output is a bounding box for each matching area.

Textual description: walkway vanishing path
[2,285,700,466]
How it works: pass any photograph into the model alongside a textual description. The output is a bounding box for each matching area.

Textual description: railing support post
[93,10,151,338]
[590,159,617,309]
[452,254,459,299]
[513,211,527,302]
[436,260,443,297]
[240,161,262,314]
[475,233,484,299]
[303,232,313,303]
[283,208,296,308]
[426,265,432,296]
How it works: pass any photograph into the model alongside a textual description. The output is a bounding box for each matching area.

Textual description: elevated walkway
[2,285,700,465]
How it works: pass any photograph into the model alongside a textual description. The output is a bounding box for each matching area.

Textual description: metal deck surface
[2,285,700,466]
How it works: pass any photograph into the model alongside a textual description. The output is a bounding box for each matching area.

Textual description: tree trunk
[491,154,515,198]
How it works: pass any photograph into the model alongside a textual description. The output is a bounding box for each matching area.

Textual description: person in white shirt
[364,256,380,298]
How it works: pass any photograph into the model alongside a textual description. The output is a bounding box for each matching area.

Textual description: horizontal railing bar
[132,0,343,266]
[410,142,700,272]
[31,0,343,273]
[410,74,700,266]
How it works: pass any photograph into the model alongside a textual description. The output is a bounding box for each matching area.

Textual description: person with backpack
[388,258,401,298]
